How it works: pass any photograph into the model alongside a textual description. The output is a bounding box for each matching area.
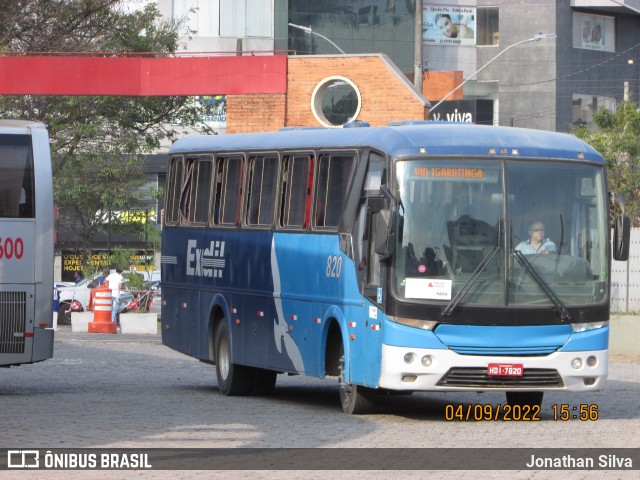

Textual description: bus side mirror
[613,215,630,261]
[374,210,394,258]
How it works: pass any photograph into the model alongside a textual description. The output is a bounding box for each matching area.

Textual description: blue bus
[161,122,629,414]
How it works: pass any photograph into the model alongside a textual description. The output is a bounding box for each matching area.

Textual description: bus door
[347,153,387,386]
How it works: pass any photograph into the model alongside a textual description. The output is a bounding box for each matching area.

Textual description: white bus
[0,120,54,367]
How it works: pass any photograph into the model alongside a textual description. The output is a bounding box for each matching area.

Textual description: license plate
[487,363,524,376]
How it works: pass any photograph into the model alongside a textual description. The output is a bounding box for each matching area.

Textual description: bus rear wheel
[506,391,544,407]
[338,343,374,414]
[214,320,252,396]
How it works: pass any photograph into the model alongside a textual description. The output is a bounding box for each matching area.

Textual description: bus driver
[515,221,556,254]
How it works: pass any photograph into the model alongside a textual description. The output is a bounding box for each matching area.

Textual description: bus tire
[506,391,544,407]
[251,368,277,396]
[214,320,252,396]
[58,303,72,326]
[338,343,375,414]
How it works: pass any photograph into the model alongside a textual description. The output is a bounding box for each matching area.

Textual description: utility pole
[413,0,423,90]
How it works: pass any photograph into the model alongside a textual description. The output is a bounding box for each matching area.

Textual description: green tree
[0,0,214,258]
[572,101,640,226]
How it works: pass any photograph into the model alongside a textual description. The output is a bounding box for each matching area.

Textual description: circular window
[311,76,362,128]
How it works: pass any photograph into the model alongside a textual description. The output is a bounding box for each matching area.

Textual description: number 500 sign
[0,237,25,259]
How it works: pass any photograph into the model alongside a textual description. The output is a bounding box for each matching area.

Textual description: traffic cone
[88,285,117,334]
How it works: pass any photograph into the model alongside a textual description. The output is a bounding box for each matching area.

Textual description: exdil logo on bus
[186,239,226,278]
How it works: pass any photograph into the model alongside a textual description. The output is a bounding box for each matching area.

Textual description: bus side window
[279,154,312,229]
[181,159,212,225]
[164,157,183,225]
[315,153,356,229]
[221,156,244,226]
[245,155,279,227]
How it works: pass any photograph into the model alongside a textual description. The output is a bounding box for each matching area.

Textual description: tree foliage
[572,101,640,226]
[0,0,214,257]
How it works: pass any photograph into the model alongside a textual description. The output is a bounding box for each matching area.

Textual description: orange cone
[88,285,117,334]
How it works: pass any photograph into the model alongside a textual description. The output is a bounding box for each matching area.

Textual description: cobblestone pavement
[1,327,638,479]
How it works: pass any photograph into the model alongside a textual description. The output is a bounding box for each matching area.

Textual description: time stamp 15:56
[445,403,599,421]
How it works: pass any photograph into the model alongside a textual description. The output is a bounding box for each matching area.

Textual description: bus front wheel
[338,343,374,414]
[506,391,544,407]
[214,320,252,396]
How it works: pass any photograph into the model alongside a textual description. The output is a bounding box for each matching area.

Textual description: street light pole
[288,23,346,54]
[413,1,423,90]
[429,33,556,113]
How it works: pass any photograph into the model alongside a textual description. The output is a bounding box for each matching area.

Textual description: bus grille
[437,367,564,388]
[0,292,27,354]
[449,346,559,356]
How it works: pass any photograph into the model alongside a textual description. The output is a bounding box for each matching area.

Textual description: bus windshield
[392,159,608,309]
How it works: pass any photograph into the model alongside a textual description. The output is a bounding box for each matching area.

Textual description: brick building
[227,54,428,133]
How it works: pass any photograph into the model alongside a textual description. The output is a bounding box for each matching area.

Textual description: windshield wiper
[513,250,572,323]
[442,246,499,317]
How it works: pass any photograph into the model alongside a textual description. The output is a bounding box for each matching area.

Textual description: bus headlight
[421,355,433,367]
[390,316,438,330]
[571,321,608,333]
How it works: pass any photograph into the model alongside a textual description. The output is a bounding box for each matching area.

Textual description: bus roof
[0,119,47,135]
[169,123,604,164]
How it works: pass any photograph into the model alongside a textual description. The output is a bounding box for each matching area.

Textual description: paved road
[1,328,638,479]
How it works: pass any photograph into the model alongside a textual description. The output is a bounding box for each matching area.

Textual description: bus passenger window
[220,156,244,225]
[246,156,278,227]
[165,157,183,225]
[279,154,311,229]
[315,153,356,228]
[179,158,213,225]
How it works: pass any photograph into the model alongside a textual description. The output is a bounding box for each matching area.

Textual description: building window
[571,94,616,128]
[311,76,362,128]
[477,7,499,46]
[173,0,220,37]
[220,0,273,38]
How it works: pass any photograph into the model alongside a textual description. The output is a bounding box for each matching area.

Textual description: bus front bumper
[378,344,608,392]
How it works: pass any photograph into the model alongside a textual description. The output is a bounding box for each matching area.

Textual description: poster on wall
[423,5,476,46]
[573,12,614,52]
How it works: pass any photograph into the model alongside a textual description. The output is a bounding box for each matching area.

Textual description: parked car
[57,274,133,325]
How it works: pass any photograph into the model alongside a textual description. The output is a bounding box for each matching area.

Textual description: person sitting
[515,221,556,254]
